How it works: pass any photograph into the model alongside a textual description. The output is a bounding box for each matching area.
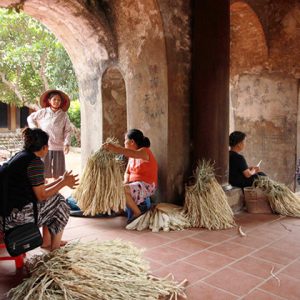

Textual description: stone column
[191,0,230,185]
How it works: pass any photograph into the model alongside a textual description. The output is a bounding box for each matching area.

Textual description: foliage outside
[0,8,81,144]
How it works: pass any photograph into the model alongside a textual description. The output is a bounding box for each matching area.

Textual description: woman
[0,128,78,251]
[27,90,72,179]
[229,131,266,188]
[103,129,158,222]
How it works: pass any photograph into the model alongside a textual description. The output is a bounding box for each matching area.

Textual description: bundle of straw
[8,240,187,300]
[184,160,235,230]
[254,177,300,217]
[73,139,126,216]
[126,203,191,232]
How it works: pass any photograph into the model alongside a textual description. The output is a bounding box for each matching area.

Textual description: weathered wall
[231,73,298,188]
[102,67,127,143]
[230,0,300,188]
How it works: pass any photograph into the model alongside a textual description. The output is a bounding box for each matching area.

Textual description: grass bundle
[126,203,191,232]
[73,139,125,216]
[254,177,300,217]
[8,240,187,300]
[184,160,235,230]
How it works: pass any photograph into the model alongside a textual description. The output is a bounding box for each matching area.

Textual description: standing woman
[0,128,78,251]
[27,90,72,179]
[103,129,158,222]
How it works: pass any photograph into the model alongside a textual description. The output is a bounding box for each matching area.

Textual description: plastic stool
[126,197,151,221]
[0,243,26,269]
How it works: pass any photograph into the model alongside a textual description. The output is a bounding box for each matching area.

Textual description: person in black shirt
[229,131,266,188]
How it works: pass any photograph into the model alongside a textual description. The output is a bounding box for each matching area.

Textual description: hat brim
[40,90,70,112]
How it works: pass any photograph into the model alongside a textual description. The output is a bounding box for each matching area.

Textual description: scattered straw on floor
[126,203,190,232]
[184,160,235,230]
[255,177,300,218]
[73,138,126,216]
[8,240,187,300]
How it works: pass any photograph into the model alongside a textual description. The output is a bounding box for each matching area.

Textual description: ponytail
[127,129,151,148]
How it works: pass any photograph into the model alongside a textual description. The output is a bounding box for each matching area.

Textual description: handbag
[1,158,43,257]
[4,222,43,257]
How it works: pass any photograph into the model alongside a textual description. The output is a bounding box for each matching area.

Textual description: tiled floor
[1,212,300,299]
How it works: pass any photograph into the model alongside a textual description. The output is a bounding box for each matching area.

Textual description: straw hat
[40,89,70,112]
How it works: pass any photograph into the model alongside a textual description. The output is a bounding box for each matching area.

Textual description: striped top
[27,157,45,186]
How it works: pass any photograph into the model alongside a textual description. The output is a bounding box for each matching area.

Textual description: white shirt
[27,107,72,151]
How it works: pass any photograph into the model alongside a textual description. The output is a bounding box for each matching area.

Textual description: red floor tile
[252,246,299,266]
[209,241,254,259]
[230,234,271,249]
[144,245,189,265]
[185,281,238,300]
[183,250,234,272]
[280,260,300,281]
[166,237,211,254]
[204,267,262,296]
[193,230,232,244]
[260,273,300,300]
[230,256,282,279]
[153,261,210,286]
[243,288,286,300]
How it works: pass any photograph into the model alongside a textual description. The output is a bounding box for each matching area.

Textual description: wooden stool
[0,243,26,269]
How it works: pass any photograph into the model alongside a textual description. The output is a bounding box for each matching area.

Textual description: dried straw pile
[254,177,300,217]
[126,203,190,232]
[73,139,125,216]
[8,240,187,300]
[184,160,235,230]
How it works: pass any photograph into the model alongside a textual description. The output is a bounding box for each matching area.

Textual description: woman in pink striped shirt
[27,90,72,179]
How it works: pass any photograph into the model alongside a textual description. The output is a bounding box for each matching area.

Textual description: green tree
[0,8,79,109]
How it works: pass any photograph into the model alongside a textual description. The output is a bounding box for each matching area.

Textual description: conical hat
[40,89,70,112]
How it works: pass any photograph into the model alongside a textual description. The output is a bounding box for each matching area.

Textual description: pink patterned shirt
[27,107,72,151]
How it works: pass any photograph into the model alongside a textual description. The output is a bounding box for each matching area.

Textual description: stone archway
[230,1,268,78]
[102,67,127,143]
[0,0,117,166]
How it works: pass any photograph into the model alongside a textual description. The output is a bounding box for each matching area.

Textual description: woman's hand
[102,142,119,153]
[64,145,70,154]
[62,171,79,189]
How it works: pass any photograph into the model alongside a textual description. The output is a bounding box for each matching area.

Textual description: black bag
[4,222,43,257]
[1,158,43,257]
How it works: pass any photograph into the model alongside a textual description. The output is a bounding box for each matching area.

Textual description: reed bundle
[126,203,190,232]
[254,177,300,217]
[184,160,235,230]
[73,139,125,216]
[8,240,187,300]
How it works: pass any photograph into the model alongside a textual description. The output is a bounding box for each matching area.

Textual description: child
[102,129,158,222]
[27,90,72,179]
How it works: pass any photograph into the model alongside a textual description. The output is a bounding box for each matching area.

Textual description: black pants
[241,172,267,188]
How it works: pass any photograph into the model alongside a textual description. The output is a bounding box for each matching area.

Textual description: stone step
[225,187,245,213]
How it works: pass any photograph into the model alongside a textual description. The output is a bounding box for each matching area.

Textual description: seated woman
[229,131,266,188]
[103,129,158,222]
[0,128,78,251]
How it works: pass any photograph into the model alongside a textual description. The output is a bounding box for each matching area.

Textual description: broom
[254,177,300,217]
[184,160,235,230]
[73,138,126,216]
